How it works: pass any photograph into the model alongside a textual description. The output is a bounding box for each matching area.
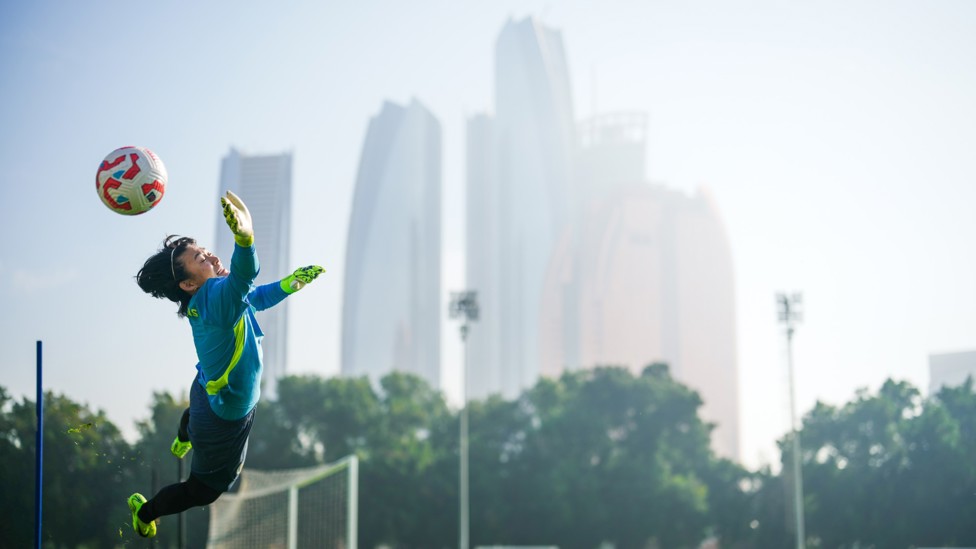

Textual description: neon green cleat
[127,493,157,538]
[171,436,192,459]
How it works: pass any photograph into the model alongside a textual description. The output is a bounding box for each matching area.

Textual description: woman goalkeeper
[126,191,324,538]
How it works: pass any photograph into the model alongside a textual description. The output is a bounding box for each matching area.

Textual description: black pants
[138,473,222,522]
[138,408,222,522]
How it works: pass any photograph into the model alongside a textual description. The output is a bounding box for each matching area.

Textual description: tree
[489,365,716,549]
[21,368,976,548]
[929,376,976,540]
[698,456,760,548]
[258,372,456,549]
[267,373,383,465]
[360,372,454,549]
[0,386,140,547]
[761,378,976,547]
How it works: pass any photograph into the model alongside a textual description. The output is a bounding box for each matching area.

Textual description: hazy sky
[2,1,974,469]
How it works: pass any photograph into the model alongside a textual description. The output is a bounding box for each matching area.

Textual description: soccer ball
[95,146,167,215]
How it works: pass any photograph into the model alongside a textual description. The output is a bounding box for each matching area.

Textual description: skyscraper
[539,113,741,459]
[929,350,976,394]
[215,148,293,398]
[466,17,576,400]
[342,99,442,389]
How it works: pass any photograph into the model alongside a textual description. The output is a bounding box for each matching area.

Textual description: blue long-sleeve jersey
[186,243,289,420]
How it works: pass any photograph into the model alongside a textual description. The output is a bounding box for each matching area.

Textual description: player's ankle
[137,505,153,524]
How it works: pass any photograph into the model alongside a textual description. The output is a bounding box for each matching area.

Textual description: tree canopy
[3,370,976,548]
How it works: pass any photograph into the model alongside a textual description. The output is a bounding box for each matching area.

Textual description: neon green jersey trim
[206,315,247,396]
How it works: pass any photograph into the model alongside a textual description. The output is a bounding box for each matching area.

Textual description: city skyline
[2,2,974,470]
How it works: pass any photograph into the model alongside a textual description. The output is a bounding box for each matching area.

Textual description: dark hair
[136,235,197,318]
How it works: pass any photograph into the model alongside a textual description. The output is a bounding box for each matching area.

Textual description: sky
[1,0,975,470]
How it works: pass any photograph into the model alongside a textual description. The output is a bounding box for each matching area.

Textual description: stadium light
[777,292,805,549]
[449,291,478,549]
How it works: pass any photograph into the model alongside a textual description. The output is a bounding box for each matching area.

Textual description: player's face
[178,244,228,293]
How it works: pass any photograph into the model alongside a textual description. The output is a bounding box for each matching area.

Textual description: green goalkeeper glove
[281,265,325,294]
[221,190,254,247]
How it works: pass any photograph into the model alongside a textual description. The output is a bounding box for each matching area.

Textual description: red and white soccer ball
[95,146,167,215]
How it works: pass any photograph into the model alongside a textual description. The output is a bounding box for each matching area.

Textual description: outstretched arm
[280,265,325,293]
[249,265,326,311]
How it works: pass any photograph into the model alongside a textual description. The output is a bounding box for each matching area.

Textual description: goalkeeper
[126,191,324,538]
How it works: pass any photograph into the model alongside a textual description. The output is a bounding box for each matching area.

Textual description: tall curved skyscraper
[540,114,741,459]
[466,17,576,400]
[342,99,442,389]
[216,148,293,399]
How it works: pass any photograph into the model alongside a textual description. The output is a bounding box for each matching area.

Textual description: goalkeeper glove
[281,265,325,294]
[221,191,254,247]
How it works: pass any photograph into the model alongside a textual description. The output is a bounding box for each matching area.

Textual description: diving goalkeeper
[126,191,324,538]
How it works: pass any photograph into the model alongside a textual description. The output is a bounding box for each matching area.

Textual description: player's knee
[187,475,223,505]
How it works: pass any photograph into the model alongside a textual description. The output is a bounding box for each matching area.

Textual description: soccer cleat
[171,436,192,459]
[127,493,157,538]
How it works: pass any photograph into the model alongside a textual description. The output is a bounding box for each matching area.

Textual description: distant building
[466,17,576,400]
[342,99,442,390]
[216,148,292,398]
[539,113,741,460]
[929,350,976,394]
[463,21,741,459]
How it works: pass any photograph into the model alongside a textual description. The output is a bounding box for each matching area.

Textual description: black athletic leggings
[138,474,223,522]
[138,408,222,522]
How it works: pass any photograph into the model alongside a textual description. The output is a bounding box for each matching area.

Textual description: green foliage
[244,372,455,548]
[497,365,716,549]
[5,370,976,548]
[0,388,141,547]
[753,377,976,547]
[256,374,382,465]
[361,372,453,549]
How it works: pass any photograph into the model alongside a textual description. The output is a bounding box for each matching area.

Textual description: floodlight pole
[777,292,805,549]
[449,291,478,549]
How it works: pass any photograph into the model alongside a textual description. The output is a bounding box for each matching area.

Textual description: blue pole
[35,340,43,549]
